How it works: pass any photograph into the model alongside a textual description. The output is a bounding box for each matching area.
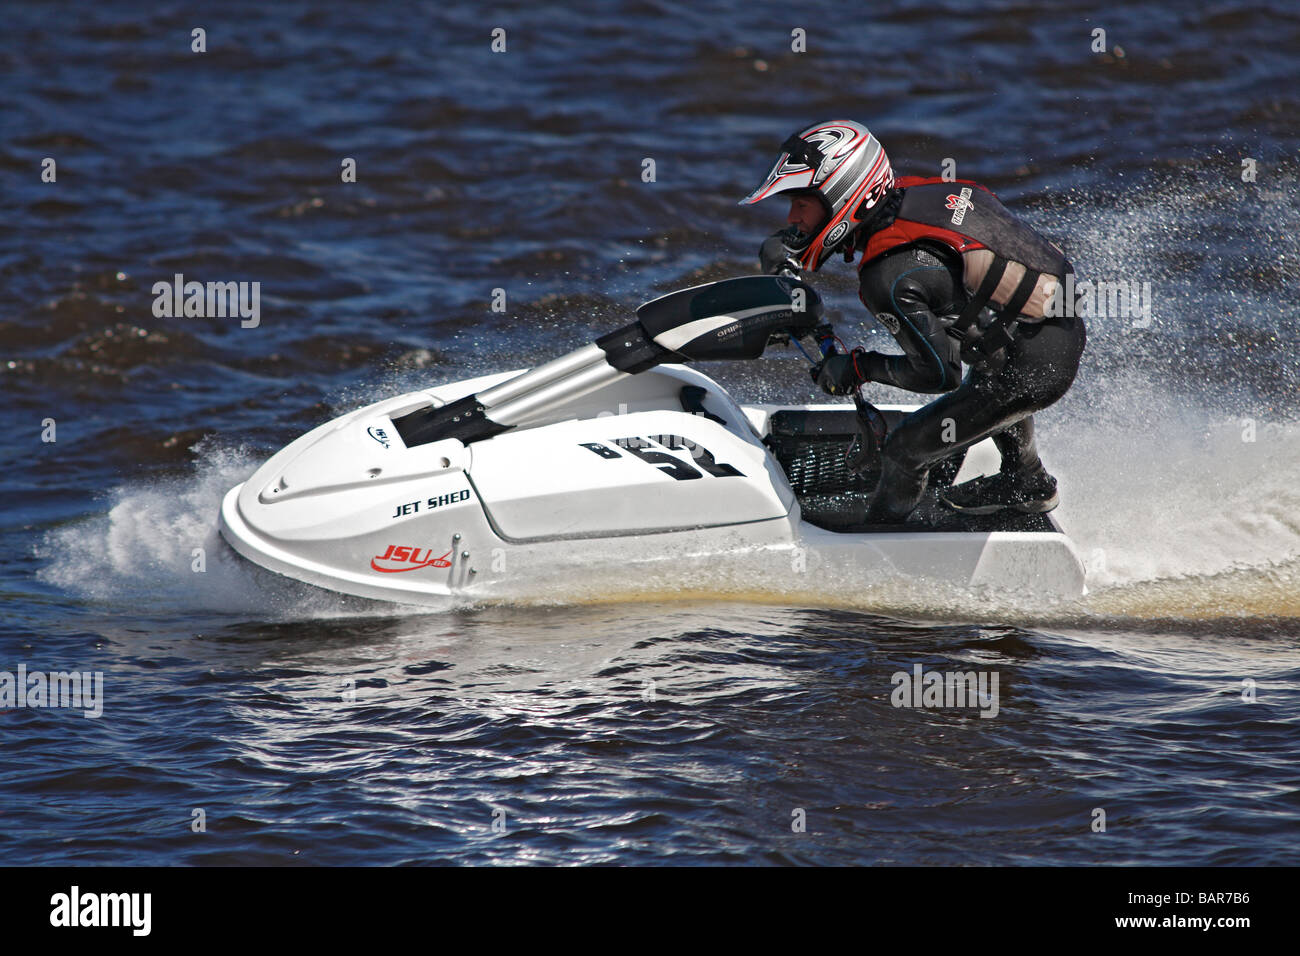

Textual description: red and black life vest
[857,176,1072,370]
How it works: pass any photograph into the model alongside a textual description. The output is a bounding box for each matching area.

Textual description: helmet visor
[738,135,823,205]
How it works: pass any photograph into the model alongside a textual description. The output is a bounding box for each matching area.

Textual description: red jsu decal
[370,544,454,573]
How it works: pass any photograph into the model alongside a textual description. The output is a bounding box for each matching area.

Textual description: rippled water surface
[4,1,1299,865]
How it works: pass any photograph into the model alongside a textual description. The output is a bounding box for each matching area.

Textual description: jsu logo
[370,545,453,573]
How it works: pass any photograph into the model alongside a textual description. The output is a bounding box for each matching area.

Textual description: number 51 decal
[579,435,743,481]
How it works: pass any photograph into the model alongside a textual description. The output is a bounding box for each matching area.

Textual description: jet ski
[218,276,1086,604]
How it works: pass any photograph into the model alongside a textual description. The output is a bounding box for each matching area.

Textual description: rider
[739,120,1086,522]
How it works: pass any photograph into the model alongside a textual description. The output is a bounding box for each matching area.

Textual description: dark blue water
[3,0,1299,865]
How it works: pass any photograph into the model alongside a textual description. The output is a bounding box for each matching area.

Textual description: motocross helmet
[739,120,894,272]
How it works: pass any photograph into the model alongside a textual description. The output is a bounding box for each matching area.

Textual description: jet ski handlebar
[391,276,833,447]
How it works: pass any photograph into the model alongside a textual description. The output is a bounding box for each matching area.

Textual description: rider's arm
[856,244,964,393]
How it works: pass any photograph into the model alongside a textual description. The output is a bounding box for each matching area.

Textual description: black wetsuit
[854,239,1087,520]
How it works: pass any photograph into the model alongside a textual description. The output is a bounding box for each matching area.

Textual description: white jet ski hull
[218,363,1086,605]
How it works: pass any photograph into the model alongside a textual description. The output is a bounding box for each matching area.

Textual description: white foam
[35,440,459,620]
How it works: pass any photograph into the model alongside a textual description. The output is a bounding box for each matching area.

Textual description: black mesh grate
[765,430,877,528]
[766,434,877,496]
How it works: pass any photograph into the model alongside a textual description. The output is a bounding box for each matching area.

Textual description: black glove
[759,232,801,276]
[811,349,868,396]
